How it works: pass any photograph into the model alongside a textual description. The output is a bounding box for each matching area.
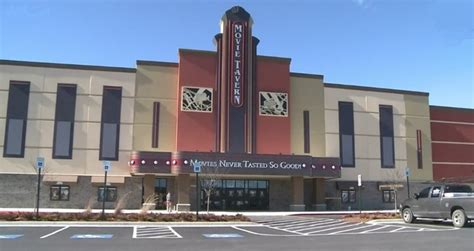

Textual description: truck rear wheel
[452,209,467,228]
[402,208,416,223]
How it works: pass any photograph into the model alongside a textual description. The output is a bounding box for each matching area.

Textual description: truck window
[445,185,473,193]
[431,186,441,198]
[418,187,431,198]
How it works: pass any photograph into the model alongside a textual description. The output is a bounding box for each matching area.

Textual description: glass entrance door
[201,179,269,211]
[154,178,167,209]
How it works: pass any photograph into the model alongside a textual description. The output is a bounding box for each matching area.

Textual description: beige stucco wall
[133,64,178,152]
[290,75,326,156]
[404,94,433,181]
[0,64,135,177]
[324,87,410,182]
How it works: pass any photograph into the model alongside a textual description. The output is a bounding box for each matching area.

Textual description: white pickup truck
[400,184,474,227]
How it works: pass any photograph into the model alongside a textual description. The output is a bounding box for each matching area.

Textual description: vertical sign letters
[230,22,245,107]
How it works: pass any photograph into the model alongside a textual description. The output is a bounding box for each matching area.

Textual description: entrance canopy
[130,151,340,178]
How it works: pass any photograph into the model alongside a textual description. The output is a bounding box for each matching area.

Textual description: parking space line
[133,226,182,239]
[168,226,183,238]
[266,220,311,227]
[305,223,362,235]
[231,226,300,237]
[287,220,341,230]
[327,224,374,235]
[40,226,69,239]
[282,219,337,228]
[360,225,390,233]
[264,225,306,235]
[390,227,406,232]
[297,221,349,232]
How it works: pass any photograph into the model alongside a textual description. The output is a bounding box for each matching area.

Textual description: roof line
[430,105,474,112]
[178,48,291,62]
[324,82,429,96]
[0,59,136,73]
[136,60,178,67]
[290,72,324,80]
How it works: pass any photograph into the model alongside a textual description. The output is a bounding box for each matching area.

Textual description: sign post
[193,162,201,220]
[101,161,111,219]
[357,174,362,214]
[35,157,45,219]
[406,167,410,198]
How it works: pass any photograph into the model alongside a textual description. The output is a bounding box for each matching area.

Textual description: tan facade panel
[135,64,178,99]
[134,64,178,152]
[26,93,56,120]
[0,64,135,177]
[0,118,5,147]
[0,91,7,118]
[404,94,432,181]
[24,120,54,148]
[289,75,326,156]
[325,87,410,181]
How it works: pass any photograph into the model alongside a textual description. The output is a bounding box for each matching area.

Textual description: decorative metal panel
[181,87,213,112]
[259,91,288,117]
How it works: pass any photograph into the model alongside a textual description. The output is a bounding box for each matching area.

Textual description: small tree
[200,167,224,213]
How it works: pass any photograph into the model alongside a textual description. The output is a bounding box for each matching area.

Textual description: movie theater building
[0,6,438,211]
[129,6,433,211]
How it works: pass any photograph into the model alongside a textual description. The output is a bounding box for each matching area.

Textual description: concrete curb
[0,221,257,226]
[0,208,398,217]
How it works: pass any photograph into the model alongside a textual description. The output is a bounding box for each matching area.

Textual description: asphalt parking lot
[0,216,472,251]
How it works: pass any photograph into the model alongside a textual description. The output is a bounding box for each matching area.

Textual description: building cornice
[136,60,178,67]
[0,59,136,73]
[325,82,429,96]
[290,72,324,80]
[430,105,474,112]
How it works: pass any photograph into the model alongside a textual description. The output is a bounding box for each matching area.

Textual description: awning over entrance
[42,175,78,184]
[130,151,341,178]
[91,176,125,185]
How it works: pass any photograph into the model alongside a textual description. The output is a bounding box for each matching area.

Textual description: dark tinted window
[339,102,355,167]
[3,81,30,157]
[418,187,431,198]
[53,84,77,159]
[99,86,122,160]
[380,105,395,168]
[445,185,472,193]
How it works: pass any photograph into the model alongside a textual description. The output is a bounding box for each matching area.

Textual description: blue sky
[1,0,472,108]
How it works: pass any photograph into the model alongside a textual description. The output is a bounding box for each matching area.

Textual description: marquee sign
[230,22,246,107]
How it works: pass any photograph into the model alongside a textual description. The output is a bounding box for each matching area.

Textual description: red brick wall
[430,106,474,181]
[255,58,291,154]
[176,51,217,152]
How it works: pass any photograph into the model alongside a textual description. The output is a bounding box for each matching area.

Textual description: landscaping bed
[0,211,250,222]
[342,213,400,223]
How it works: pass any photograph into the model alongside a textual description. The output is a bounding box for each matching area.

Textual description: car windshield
[445,185,473,193]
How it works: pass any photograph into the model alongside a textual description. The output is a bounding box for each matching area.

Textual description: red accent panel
[433,164,474,181]
[255,58,291,154]
[432,143,474,162]
[430,107,474,123]
[176,52,216,152]
[430,122,474,143]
